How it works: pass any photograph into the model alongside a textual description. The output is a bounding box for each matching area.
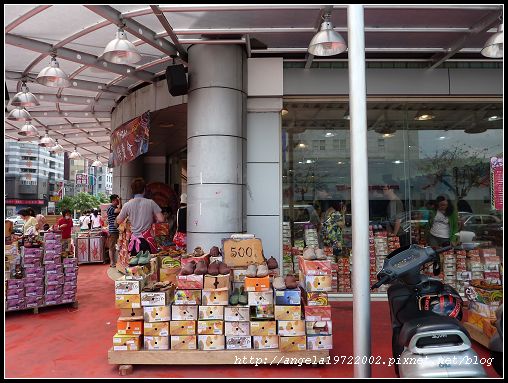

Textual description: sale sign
[222,238,264,267]
[490,157,503,211]
[110,111,150,167]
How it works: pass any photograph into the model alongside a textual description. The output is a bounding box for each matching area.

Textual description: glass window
[282,100,503,293]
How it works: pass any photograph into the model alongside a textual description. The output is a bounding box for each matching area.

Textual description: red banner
[6,199,44,205]
[490,157,503,211]
[110,111,150,167]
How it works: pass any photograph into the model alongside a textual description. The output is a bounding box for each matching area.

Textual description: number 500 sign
[223,238,264,267]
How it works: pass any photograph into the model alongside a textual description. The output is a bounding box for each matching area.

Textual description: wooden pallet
[108,348,330,375]
[5,300,78,314]
[464,322,491,349]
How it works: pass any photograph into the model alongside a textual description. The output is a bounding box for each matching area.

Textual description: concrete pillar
[112,157,144,202]
[186,44,247,251]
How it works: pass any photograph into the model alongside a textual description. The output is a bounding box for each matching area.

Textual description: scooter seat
[398,315,469,348]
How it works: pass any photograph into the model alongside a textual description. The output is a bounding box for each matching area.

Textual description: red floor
[5,264,500,378]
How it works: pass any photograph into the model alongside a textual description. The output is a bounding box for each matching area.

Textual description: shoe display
[193,247,205,257]
[181,260,196,275]
[303,247,317,260]
[207,261,220,276]
[209,246,220,257]
[137,251,151,266]
[256,263,269,277]
[246,264,258,278]
[194,260,208,275]
[284,274,298,289]
[266,256,279,270]
[229,288,240,305]
[218,262,231,275]
[238,286,248,305]
[315,248,327,260]
[272,276,286,290]
[128,251,143,266]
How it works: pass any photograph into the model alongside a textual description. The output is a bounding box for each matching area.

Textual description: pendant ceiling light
[343,107,351,120]
[10,81,40,107]
[414,107,435,121]
[18,121,40,137]
[91,155,103,167]
[69,146,82,159]
[7,107,32,121]
[101,27,141,64]
[49,139,64,154]
[39,130,56,147]
[36,55,70,88]
[308,13,347,56]
[481,23,503,58]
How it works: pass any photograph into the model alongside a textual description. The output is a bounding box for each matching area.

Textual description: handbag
[173,231,187,248]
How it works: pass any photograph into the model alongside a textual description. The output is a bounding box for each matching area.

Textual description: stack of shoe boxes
[292,247,303,280]
[274,280,305,352]
[247,272,275,350]
[373,228,389,293]
[480,248,502,286]
[198,273,229,351]
[304,227,319,249]
[62,258,79,303]
[455,248,469,295]
[298,256,333,351]
[23,246,44,309]
[337,257,352,293]
[282,245,293,277]
[368,226,378,292]
[6,279,26,311]
[114,277,145,351]
[466,248,484,284]
[43,232,64,306]
[225,306,252,349]
[282,222,291,248]
[442,250,458,291]
[142,285,174,350]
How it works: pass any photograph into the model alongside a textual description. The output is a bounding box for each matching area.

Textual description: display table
[108,349,330,375]
[76,232,105,264]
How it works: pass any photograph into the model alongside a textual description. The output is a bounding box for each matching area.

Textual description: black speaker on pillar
[165,64,188,96]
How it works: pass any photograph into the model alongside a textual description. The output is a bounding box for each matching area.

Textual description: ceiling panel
[5,5,46,26]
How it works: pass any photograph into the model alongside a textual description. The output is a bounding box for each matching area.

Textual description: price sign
[222,238,264,267]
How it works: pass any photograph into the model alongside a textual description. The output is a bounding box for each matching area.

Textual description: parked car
[459,212,503,245]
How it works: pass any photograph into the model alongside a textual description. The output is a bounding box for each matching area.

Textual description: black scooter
[372,244,487,378]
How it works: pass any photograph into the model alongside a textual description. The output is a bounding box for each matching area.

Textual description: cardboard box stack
[282,245,293,276]
[114,276,145,351]
[480,248,502,286]
[337,256,352,293]
[304,226,319,249]
[442,249,457,292]
[466,248,484,283]
[248,272,276,350]
[143,284,174,350]
[465,280,503,340]
[299,256,333,351]
[454,248,468,295]
[43,232,64,306]
[22,246,44,310]
[292,247,303,280]
[62,257,79,303]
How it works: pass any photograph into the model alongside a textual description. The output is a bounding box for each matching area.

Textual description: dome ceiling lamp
[39,130,56,147]
[481,22,503,58]
[100,25,141,64]
[10,81,39,107]
[36,54,70,88]
[7,107,32,122]
[69,146,82,159]
[49,139,64,154]
[18,121,40,137]
[91,155,103,167]
[308,12,347,56]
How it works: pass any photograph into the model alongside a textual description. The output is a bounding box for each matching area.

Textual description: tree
[72,192,101,213]
[96,192,109,204]
[56,196,75,213]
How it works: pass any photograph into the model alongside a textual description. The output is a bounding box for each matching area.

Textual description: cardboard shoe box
[203,274,231,291]
[253,335,279,350]
[119,308,144,321]
[244,276,271,292]
[307,335,333,350]
[224,306,250,322]
[247,290,274,306]
[298,257,332,275]
[177,274,204,290]
[201,290,229,306]
[115,294,141,309]
[275,305,303,321]
[274,289,302,306]
[303,291,329,306]
[171,305,198,321]
[144,336,169,350]
[115,277,144,295]
[113,334,141,351]
[232,268,248,283]
[278,320,306,336]
[171,335,197,350]
[250,320,277,336]
[141,289,174,307]
[144,321,169,336]
[305,321,333,335]
[279,336,307,352]
[198,335,225,351]
[117,320,143,335]
[198,305,224,320]
[304,305,332,321]
[197,320,224,335]
[226,336,252,350]
[225,321,250,336]
[300,273,332,292]
[170,320,197,336]
[174,289,202,305]
[250,305,275,319]
[143,306,171,322]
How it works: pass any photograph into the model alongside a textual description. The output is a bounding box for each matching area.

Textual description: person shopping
[91,209,103,229]
[116,178,164,265]
[18,209,38,236]
[107,194,122,268]
[79,211,91,231]
[428,195,460,248]
[57,209,74,256]
[173,193,187,249]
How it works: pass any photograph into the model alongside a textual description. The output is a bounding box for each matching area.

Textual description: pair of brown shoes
[209,246,221,257]
[180,259,207,275]
[266,256,279,270]
[207,260,230,276]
